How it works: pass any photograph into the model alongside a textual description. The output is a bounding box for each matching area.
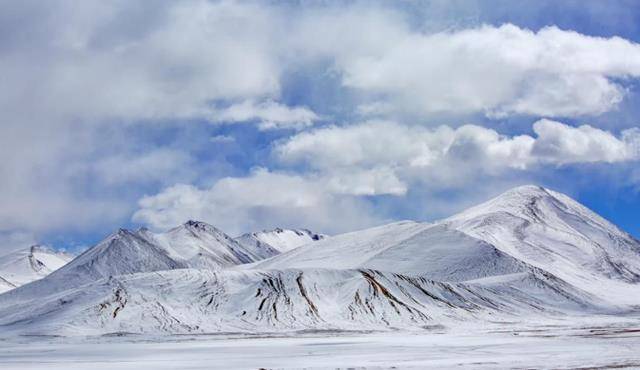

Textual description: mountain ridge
[235,228,327,259]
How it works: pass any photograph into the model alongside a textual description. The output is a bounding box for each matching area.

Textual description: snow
[0,246,72,293]
[257,222,527,281]
[235,228,327,258]
[444,185,640,304]
[138,221,261,269]
[255,221,429,271]
[2,317,640,369]
[256,185,640,307]
[0,264,607,336]
[1,184,640,368]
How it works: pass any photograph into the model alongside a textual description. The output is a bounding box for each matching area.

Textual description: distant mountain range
[0,185,639,336]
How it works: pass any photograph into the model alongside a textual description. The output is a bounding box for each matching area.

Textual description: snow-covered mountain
[0,245,72,293]
[255,221,528,282]
[61,220,262,282]
[0,185,638,336]
[443,185,640,304]
[138,220,261,269]
[257,185,640,304]
[235,228,327,258]
[0,221,262,300]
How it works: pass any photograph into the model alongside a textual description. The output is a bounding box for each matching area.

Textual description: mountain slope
[257,186,640,306]
[0,266,602,336]
[255,221,428,271]
[443,185,640,304]
[256,222,528,282]
[235,228,327,259]
[0,246,72,293]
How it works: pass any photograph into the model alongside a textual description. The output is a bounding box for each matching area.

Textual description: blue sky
[0,0,639,253]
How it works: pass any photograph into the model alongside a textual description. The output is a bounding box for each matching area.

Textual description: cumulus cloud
[0,231,37,255]
[0,1,290,240]
[276,119,640,195]
[6,3,640,127]
[210,100,319,130]
[133,119,640,235]
[89,149,195,186]
[312,23,640,117]
[4,1,640,244]
[274,121,530,173]
[325,167,407,196]
[5,1,284,122]
[532,119,640,164]
[133,169,383,235]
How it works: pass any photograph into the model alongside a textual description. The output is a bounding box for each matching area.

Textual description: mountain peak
[503,184,548,195]
[446,184,562,222]
[235,227,327,257]
[28,244,52,255]
[115,228,135,237]
[182,220,223,234]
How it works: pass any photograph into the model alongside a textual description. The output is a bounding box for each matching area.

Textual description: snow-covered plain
[2,316,640,369]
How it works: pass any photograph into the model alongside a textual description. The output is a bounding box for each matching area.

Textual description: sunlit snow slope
[443,185,640,304]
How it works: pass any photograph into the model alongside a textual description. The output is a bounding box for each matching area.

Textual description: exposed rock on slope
[0,267,601,336]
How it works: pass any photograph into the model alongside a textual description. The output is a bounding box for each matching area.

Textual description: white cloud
[134,119,640,236]
[90,149,195,186]
[210,135,235,143]
[4,1,640,241]
[133,169,382,235]
[0,231,36,255]
[6,4,639,128]
[210,100,319,130]
[300,23,640,117]
[326,167,407,196]
[532,119,640,165]
[276,120,535,181]
[2,1,283,123]
[0,1,289,237]
[276,119,640,195]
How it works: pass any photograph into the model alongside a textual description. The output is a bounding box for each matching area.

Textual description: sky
[1,0,640,253]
